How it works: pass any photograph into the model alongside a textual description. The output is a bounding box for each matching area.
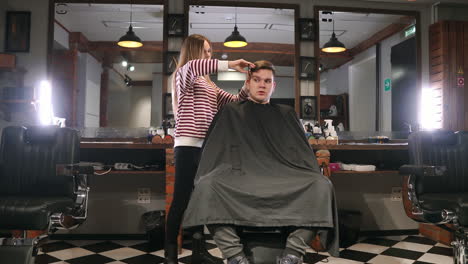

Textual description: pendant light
[118,0,143,48]
[322,17,346,53]
[224,6,247,48]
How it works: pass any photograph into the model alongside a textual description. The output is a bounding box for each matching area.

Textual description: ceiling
[189,5,295,44]
[319,10,415,70]
[54,3,164,41]
[319,12,408,48]
[53,1,467,81]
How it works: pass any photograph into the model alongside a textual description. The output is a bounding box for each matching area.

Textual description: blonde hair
[171,34,213,119]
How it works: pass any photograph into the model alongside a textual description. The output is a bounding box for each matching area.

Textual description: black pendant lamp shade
[224,25,248,48]
[224,7,247,48]
[118,25,143,48]
[321,17,346,53]
[117,1,143,48]
[322,32,346,53]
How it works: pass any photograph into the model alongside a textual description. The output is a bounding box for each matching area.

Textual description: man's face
[247,69,276,104]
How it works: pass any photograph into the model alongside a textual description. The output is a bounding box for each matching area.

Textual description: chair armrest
[399,165,447,177]
[55,164,92,225]
[57,163,92,186]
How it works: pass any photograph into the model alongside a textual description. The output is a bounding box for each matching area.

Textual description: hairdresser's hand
[228,59,255,73]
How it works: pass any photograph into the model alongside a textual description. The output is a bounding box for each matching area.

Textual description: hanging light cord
[235,6,238,27]
[332,17,335,33]
[130,0,133,27]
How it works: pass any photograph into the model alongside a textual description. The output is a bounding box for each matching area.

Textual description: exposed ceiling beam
[67,39,295,66]
[211,42,295,66]
[348,19,411,57]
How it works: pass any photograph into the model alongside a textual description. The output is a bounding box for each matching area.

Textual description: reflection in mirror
[318,10,418,133]
[51,2,164,128]
[188,5,296,107]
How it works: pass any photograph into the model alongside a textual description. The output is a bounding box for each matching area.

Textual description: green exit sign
[405,25,416,38]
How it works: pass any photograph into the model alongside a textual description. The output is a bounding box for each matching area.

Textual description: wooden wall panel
[431,21,468,131]
[50,49,78,126]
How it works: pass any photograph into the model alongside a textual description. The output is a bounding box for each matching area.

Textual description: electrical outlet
[137,188,151,204]
[138,188,150,195]
[137,195,151,204]
[391,187,402,201]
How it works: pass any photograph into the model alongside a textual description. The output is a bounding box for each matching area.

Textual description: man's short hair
[250,60,276,77]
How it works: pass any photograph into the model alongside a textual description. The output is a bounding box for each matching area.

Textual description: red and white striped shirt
[174,59,248,147]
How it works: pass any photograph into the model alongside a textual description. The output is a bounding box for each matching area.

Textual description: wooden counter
[80,142,173,149]
[311,143,408,150]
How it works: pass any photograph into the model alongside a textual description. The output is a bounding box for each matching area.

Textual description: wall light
[36,80,54,125]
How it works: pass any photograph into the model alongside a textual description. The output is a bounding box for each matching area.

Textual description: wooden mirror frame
[314,6,421,130]
[46,0,168,127]
[184,0,300,114]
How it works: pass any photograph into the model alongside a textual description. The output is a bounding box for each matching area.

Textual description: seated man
[183,60,339,264]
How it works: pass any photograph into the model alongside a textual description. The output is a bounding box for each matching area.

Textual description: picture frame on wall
[165,51,180,75]
[167,14,185,37]
[300,96,317,120]
[5,11,31,52]
[298,18,315,41]
[299,56,316,80]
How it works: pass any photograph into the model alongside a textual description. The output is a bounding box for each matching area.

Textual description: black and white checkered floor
[35,235,453,264]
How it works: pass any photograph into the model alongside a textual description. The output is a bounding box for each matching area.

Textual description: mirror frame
[314,6,421,130]
[185,0,300,114]
[46,0,168,127]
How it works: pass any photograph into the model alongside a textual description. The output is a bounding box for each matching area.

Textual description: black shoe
[191,232,224,264]
[277,254,302,264]
[228,255,250,264]
[164,243,178,264]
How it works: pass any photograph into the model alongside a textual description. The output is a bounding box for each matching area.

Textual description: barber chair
[400,131,468,264]
[0,126,91,264]
[238,227,288,264]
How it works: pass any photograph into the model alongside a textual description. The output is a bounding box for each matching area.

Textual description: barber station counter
[73,135,414,235]
[54,138,175,236]
[312,140,409,176]
[310,139,416,233]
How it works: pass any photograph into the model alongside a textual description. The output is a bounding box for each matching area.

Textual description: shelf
[80,142,173,149]
[321,115,344,119]
[0,100,33,104]
[311,144,408,150]
[95,170,165,175]
[332,170,399,175]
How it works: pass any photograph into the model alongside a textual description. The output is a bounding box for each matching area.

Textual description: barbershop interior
[1,0,468,264]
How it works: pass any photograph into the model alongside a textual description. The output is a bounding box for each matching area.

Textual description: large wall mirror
[186,1,299,111]
[47,0,166,128]
[314,6,421,133]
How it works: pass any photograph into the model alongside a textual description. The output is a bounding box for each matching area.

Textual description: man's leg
[280,228,317,264]
[208,225,248,263]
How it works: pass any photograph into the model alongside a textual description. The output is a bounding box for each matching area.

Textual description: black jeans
[165,146,202,244]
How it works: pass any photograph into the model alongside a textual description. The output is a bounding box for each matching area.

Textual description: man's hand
[228,59,255,73]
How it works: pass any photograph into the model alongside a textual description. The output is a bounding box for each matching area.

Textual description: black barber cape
[183,100,339,256]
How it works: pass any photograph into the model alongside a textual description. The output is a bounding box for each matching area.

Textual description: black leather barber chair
[0,126,91,264]
[400,130,468,264]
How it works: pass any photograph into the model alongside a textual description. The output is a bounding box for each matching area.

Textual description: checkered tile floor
[35,235,453,264]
